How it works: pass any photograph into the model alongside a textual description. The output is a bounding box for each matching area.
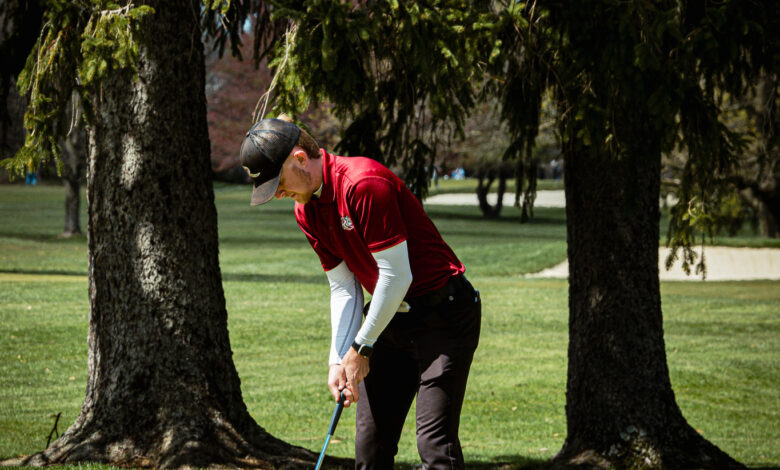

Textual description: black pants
[355,276,481,470]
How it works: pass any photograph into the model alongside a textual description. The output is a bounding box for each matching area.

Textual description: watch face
[358,344,373,358]
[352,341,373,358]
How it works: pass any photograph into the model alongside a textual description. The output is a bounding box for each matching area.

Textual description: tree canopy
[1,1,155,176]
[265,0,496,199]
[8,0,776,249]
[487,0,777,268]
[259,0,777,248]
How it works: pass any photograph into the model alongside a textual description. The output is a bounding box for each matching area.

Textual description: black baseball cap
[240,118,301,206]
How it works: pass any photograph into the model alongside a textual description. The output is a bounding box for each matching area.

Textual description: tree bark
[553,140,745,469]
[10,1,338,468]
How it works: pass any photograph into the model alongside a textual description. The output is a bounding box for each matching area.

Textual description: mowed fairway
[0,183,777,468]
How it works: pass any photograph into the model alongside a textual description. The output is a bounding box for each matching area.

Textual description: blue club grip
[315,392,347,470]
[328,392,346,435]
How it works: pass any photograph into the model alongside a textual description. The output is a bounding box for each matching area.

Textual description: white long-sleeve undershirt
[326,261,363,365]
[325,241,413,365]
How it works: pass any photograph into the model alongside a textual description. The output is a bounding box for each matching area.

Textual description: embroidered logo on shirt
[341,215,354,231]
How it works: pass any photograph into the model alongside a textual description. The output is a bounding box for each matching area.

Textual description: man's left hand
[341,346,370,403]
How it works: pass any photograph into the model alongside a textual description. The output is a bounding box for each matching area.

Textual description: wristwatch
[352,341,373,359]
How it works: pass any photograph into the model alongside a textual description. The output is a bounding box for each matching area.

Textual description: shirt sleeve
[349,177,407,252]
[325,261,363,365]
[353,241,413,346]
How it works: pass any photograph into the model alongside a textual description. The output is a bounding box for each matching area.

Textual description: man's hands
[328,347,370,407]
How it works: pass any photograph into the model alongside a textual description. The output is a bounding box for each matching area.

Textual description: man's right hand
[328,364,353,407]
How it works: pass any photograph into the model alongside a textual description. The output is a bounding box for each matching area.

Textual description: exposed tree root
[552,431,747,470]
[1,413,353,469]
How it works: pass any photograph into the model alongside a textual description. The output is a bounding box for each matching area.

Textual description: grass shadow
[394,455,552,469]
[221,273,323,284]
[442,228,567,242]
[424,206,566,225]
[218,235,310,247]
[0,231,87,244]
[0,270,323,285]
[0,268,87,277]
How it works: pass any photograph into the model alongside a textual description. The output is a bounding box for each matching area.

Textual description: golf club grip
[327,392,346,435]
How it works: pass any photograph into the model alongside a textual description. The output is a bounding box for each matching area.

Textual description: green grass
[0,183,778,469]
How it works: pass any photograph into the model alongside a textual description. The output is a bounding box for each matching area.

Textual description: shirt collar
[312,148,335,204]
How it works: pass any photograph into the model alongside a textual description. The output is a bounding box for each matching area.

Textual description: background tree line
[3,3,776,238]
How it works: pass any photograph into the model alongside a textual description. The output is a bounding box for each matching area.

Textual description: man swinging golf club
[241,116,481,469]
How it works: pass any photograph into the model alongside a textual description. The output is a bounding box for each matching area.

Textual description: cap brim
[250,174,281,206]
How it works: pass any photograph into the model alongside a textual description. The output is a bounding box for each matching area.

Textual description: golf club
[314,391,346,470]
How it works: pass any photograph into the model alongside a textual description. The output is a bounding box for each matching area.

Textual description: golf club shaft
[314,392,346,470]
[314,435,332,470]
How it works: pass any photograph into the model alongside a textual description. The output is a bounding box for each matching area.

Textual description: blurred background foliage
[0,0,777,239]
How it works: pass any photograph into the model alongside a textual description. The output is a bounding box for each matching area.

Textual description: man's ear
[292,148,308,167]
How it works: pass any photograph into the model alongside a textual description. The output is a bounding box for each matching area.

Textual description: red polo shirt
[295,149,464,298]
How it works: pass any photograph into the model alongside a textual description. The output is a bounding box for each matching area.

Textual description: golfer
[241,117,481,469]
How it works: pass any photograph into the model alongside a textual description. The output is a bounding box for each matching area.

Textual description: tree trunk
[61,157,82,237]
[476,164,506,218]
[553,142,745,469]
[12,1,332,468]
[738,74,780,239]
[60,94,84,238]
[514,158,538,223]
[740,187,779,238]
[757,195,779,238]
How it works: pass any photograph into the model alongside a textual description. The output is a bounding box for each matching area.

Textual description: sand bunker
[527,246,780,281]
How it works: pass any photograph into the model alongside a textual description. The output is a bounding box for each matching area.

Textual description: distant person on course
[240,116,481,469]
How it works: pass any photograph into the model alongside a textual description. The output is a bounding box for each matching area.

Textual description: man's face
[274,152,315,204]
